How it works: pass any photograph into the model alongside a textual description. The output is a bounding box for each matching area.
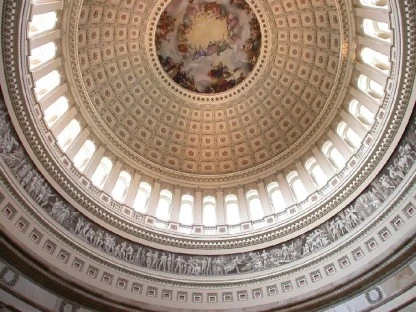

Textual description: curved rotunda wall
[1,0,413,246]
[0,95,415,310]
[1,0,416,310]
[11,0,408,241]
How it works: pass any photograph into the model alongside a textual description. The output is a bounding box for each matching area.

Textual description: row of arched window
[27,0,391,229]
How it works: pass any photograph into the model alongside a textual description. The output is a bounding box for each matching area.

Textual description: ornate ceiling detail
[73,0,346,177]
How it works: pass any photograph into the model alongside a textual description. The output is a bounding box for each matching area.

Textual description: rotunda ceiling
[74,0,345,177]
[155,0,261,93]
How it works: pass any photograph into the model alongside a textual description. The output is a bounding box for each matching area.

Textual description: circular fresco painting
[156,0,261,94]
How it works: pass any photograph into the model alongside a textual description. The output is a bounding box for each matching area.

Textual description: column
[355,7,389,23]
[216,189,225,225]
[50,106,76,137]
[170,188,181,223]
[29,29,60,50]
[194,189,203,225]
[103,160,123,194]
[83,146,105,178]
[146,181,161,216]
[257,181,273,215]
[39,84,67,111]
[65,128,90,159]
[31,1,63,16]
[312,147,335,179]
[349,87,380,115]
[356,62,387,86]
[124,172,142,207]
[31,58,61,82]
[237,186,249,222]
[340,108,367,139]
[277,173,295,206]
[328,129,353,158]
[358,35,390,56]
[295,161,316,194]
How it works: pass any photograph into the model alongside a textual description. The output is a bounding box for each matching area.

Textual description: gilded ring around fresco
[155,0,261,94]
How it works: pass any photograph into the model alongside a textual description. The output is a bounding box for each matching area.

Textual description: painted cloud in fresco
[156,0,261,93]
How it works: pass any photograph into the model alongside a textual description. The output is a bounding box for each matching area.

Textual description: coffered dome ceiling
[74,0,345,177]
[1,0,416,311]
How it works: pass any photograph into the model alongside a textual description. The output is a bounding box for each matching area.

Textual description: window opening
[56,119,80,151]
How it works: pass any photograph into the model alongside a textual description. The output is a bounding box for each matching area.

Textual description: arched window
[155,190,172,221]
[73,140,95,172]
[112,171,131,202]
[322,141,346,170]
[91,157,113,189]
[358,74,384,100]
[179,194,194,225]
[267,182,286,213]
[56,119,80,151]
[349,99,375,126]
[203,196,217,226]
[337,121,362,150]
[28,12,57,37]
[133,182,152,213]
[360,47,390,72]
[225,194,240,225]
[359,0,388,8]
[362,19,391,41]
[305,158,328,188]
[30,42,57,70]
[34,70,61,100]
[246,190,263,221]
[287,171,308,202]
[43,96,69,127]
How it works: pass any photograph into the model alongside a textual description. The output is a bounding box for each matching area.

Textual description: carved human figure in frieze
[27,172,39,195]
[379,175,395,195]
[74,218,84,235]
[167,254,172,272]
[21,170,34,189]
[146,250,153,269]
[281,243,289,261]
[335,216,347,236]
[174,256,183,274]
[93,229,104,248]
[103,233,116,253]
[80,222,91,237]
[56,205,70,225]
[50,199,64,220]
[35,182,52,206]
[345,206,361,228]
[206,256,212,275]
[201,257,208,275]
[134,246,143,263]
[125,244,134,262]
[17,162,31,183]
[158,252,167,271]
[151,251,159,269]
[85,228,95,242]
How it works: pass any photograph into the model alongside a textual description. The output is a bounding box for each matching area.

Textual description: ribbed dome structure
[0,0,415,311]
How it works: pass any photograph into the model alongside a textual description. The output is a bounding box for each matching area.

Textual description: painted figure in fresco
[155,11,176,48]
[156,0,261,93]
[230,0,251,14]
